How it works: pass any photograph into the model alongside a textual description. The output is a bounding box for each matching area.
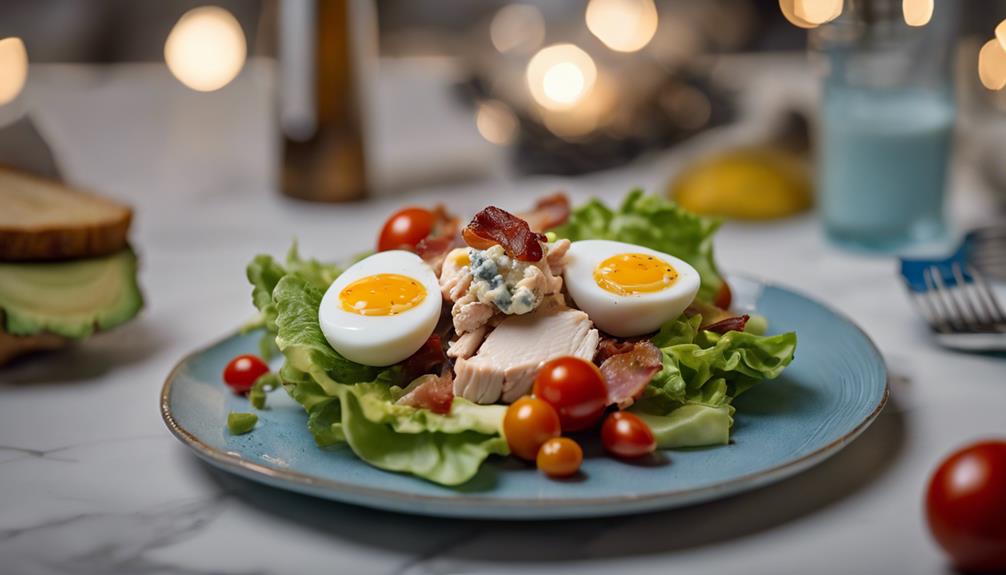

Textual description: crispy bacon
[595,337,640,364]
[517,193,571,232]
[685,299,750,334]
[704,315,750,334]
[402,334,448,381]
[396,371,454,414]
[463,206,547,262]
[598,340,663,409]
[413,205,461,273]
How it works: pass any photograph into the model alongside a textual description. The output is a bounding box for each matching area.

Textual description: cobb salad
[228,190,797,486]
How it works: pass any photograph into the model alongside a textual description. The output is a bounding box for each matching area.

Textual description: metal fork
[967,225,1006,282]
[911,262,1006,351]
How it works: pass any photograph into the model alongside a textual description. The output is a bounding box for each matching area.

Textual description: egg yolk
[339,274,426,316]
[593,253,678,296]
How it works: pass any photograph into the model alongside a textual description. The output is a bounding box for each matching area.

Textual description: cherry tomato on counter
[223,354,270,394]
[377,207,435,252]
[537,437,583,478]
[926,439,1006,572]
[533,357,609,432]
[503,396,561,460]
[601,412,656,459]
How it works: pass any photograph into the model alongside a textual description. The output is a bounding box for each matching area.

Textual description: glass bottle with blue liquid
[813,0,959,251]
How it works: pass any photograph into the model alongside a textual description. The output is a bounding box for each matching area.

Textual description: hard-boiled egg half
[562,240,700,337]
[319,251,441,366]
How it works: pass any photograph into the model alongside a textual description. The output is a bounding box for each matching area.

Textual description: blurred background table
[0,53,1004,574]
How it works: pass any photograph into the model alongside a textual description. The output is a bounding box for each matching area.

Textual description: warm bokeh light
[0,37,28,106]
[165,6,247,92]
[795,0,842,25]
[978,39,1006,91]
[996,19,1006,51]
[585,0,659,53]
[527,44,597,111]
[778,0,818,29]
[541,73,617,139]
[475,100,519,145]
[902,0,933,27]
[490,4,545,54]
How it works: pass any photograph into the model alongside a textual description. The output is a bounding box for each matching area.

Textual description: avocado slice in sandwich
[0,248,143,339]
[0,168,144,364]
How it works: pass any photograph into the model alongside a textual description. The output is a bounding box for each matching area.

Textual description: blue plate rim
[160,275,889,514]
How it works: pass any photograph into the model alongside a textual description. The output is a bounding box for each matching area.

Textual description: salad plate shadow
[161,275,888,520]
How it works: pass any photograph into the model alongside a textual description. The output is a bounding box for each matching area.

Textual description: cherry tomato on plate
[503,396,561,460]
[537,437,583,478]
[533,357,609,432]
[601,412,656,459]
[377,207,435,252]
[926,439,1006,572]
[223,354,270,394]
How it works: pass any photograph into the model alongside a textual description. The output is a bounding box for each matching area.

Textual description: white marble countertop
[1,58,1005,575]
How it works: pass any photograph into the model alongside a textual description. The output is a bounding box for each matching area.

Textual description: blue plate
[161,276,887,519]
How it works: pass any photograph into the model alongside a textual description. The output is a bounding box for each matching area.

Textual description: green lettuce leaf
[631,314,796,448]
[244,242,345,358]
[634,405,734,448]
[259,260,508,486]
[552,189,725,302]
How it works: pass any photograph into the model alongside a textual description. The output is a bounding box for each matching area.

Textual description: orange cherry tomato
[537,437,583,478]
[601,412,656,459]
[713,280,732,310]
[926,439,1006,572]
[377,207,435,252]
[223,354,270,394]
[532,357,609,432]
[503,396,561,460]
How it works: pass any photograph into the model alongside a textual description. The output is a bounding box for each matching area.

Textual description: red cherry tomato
[223,354,270,394]
[503,396,561,460]
[713,280,732,310]
[377,207,435,252]
[532,357,609,432]
[537,437,583,478]
[926,439,1006,572]
[601,412,656,459]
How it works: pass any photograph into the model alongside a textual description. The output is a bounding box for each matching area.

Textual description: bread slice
[0,329,68,365]
[0,167,132,261]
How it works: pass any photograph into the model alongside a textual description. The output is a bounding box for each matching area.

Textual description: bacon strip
[463,206,546,262]
[517,193,571,232]
[685,300,749,333]
[598,340,663,409]
[395,371,454,415]
[401,334,448,381]
[414,205,461,273]
[702,314,750,334]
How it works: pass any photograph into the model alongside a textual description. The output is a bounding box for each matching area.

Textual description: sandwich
[0,167,143,364]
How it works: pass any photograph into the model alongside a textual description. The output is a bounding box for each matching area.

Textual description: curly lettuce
[630,315,797,448]
[552,189,724,302]
[247,250,508,486]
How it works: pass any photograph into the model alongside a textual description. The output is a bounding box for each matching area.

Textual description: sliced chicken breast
[453,302,599,404]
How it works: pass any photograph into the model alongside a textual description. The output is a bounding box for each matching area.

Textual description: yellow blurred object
[669,148,813,220]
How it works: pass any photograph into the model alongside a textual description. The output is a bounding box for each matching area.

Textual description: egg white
[562,240,700,337]
[318,250,441,367]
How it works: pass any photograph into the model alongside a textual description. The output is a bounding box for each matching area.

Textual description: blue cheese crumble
[468,245,540,315]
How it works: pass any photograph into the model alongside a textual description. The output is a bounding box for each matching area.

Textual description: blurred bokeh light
[526,43,597,111]
[475,100,518,145]
[164,6,246,92]
[490,4,545,55]
[902,0,934,27]
[585,0,658,53]
[979,38,1006,91]
[795,0,842,25]
[0,37,29,106]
